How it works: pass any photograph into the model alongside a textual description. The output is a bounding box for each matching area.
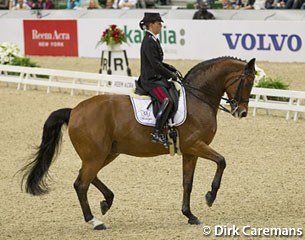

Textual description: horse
[21,56,256,230]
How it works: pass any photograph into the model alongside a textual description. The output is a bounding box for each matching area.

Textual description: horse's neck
[186,60,245,123]
[194,71,227,104]
[199,61,242,98]
[186,60,243,111]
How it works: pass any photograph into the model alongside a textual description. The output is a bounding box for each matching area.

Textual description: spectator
[67,0,81,9]
[253,0,266,9]
[233,0,244,9]
[87,0,101,8]
[0,0,10,9]
[222,0,231,9]
[29,0,44,9]
[286,0,302,8]
[265,0,286,8]
[159,0,168,5]
[112,0,137,9]
[105,0,114,8]
[12,0,31,9]
[45,0,54,9]
[244,0,256,8]
[193,2,215,19]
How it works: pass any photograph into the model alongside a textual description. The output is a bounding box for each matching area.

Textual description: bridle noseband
[223,73,249,114]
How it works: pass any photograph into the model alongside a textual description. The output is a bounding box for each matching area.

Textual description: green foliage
[186,2,195,9]
[255,76,289,102]
[210,1,223,9]
[255,76,289,90]
[11,56,40,67]
[10,56,48,78]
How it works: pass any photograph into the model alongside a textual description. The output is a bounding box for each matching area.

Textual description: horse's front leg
[196,143,226,207]
[182,154,201,225]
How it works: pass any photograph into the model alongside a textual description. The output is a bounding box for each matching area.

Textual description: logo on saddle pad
[130,87,187,127]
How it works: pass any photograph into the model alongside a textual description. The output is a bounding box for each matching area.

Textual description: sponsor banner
[78,19,305,62]
[23,20,78,56]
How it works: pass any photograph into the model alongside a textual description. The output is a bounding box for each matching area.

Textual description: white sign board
[78,19,305,62]
[0,18,304,62]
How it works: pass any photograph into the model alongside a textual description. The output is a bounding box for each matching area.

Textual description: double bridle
[176,71,251,114]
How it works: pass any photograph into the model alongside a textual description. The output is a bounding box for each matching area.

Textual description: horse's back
[69,94,132,129]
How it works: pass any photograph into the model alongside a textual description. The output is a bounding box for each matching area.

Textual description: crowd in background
[4,0,305,11]
[6,0,139,9]
[222,0,305,9]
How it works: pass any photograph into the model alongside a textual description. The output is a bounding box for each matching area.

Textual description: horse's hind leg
[74,162,107,230]
[91,154,118,215]
[92,177,114,215]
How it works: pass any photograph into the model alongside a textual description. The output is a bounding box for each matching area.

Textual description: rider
[139,12,179,147]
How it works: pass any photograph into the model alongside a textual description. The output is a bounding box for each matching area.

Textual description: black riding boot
[151,98,170,148]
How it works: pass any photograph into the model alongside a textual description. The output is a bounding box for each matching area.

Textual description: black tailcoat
[140,31,174,91]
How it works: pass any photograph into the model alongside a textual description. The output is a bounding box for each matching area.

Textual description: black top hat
[139,12,164,30]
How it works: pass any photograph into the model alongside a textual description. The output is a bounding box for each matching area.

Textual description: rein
[175,71,246,114]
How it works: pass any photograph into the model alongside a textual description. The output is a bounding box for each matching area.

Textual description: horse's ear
[244,58,256,75]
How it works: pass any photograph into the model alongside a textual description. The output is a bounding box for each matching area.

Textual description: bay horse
[21,57,256,230]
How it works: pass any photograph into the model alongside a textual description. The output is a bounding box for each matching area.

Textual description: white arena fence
[0,64,135,96]
[1,64,305,121]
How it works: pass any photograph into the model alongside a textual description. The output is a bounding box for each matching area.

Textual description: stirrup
[151,132,168,148]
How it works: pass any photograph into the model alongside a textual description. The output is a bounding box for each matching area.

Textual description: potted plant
[98,24,127,50]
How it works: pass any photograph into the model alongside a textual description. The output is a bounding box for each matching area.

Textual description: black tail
[20,108,72,196]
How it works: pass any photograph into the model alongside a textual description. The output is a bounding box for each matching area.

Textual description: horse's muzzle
[240,110,247,118]
[232,108,247,119]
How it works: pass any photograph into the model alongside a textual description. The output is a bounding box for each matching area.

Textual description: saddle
[135,78,180,120]
[133,78,183,155]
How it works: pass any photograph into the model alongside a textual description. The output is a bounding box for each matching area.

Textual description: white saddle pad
[130,87,187,127]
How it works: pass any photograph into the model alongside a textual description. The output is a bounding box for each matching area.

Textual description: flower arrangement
[99,24,126,46]
[0,42,22,65]
[254,66,266,86]
[0,42,41,71]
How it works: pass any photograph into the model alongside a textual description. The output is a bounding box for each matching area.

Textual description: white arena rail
[249,88,305,121]
[0,64,136,96]
[1,64,305,121]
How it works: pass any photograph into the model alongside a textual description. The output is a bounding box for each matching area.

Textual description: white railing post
[18,72,24,91]
[293,98,300,121]
[23,73,30,91]
[252,94,260,117]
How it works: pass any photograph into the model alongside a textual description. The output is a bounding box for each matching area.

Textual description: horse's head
[225,58,256,118]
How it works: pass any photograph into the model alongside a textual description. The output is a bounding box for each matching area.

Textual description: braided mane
[183,56,246,82]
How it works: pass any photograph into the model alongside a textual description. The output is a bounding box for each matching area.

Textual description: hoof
[188,218,202,225]
[100,200,110,215]
[205,191,214,207]
[94,223,107,230]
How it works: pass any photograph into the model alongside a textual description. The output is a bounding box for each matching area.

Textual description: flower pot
[107,44,121,51]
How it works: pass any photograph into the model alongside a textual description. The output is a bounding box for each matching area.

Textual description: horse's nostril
[241,111,247,118]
